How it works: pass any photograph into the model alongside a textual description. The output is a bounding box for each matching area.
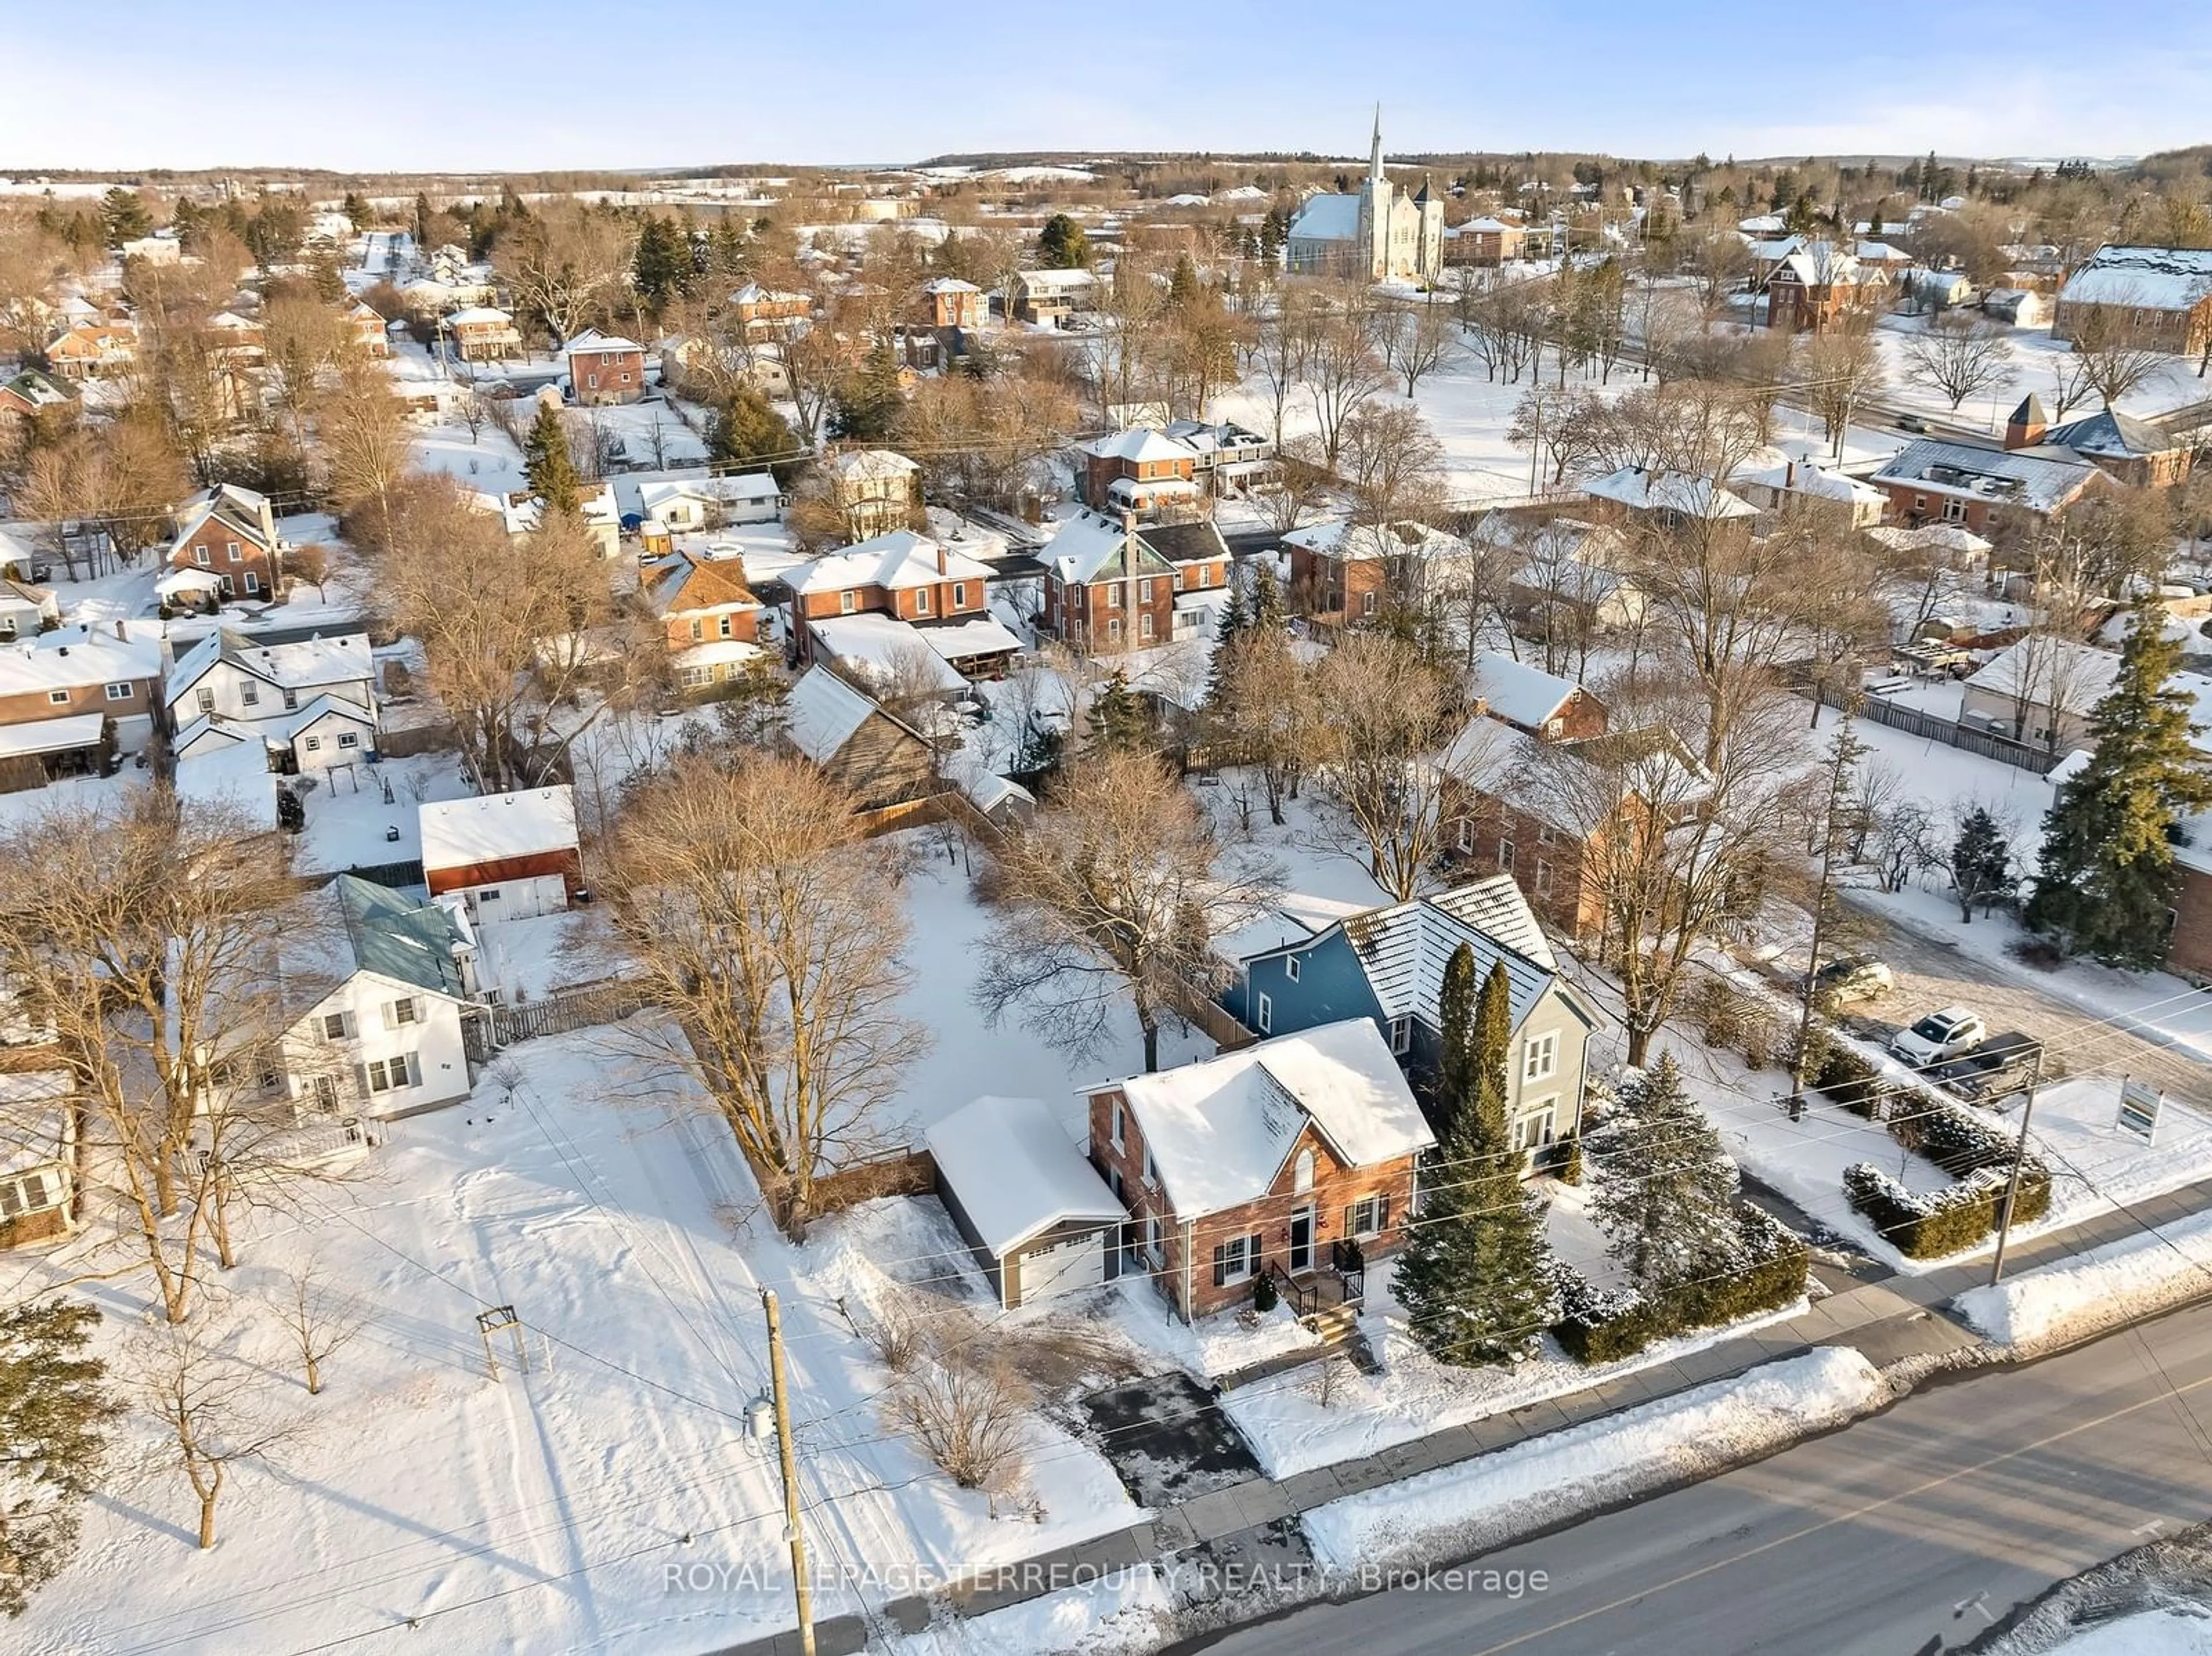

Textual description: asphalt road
[1187,1299,2212,1656]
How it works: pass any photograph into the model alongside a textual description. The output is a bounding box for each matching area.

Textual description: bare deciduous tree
[1900,313,2018,411]
[138,1327,291,1549]
[974,749,1280,1071]
[2066,287,2172,410]
[600,753,927,1238]
[1312,633,1465,901]
[278,1259,363,1396]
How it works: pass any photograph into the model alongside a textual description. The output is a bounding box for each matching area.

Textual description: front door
[1289,1207,1315,1274]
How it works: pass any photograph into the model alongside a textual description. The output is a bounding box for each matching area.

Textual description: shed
[781,666,940,812]
[419,786,582,919]
[926,1095,1124,1309]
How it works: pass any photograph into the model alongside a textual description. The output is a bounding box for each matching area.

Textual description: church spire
[1369,104,1384,185]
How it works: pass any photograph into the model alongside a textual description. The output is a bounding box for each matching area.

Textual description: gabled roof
[566,328,643,355]
[1112,1020,1435,1220]
[926,1095,1122,1256]
[1083,427,1192,465]
[1734,459,1886,505]
[1584,467,1756,520]
[419,787,578,871]
[2046,408,2180,460]
[2009,392,2049,429]
[782,662,931,764]
[444,306,514,325]
[1282,517,1471,562]
[827,448,919,483]
[1041,510,1173,585]
[789,529,994,595]
[919,277,982,295]
[1872,438,2101,513]
[2058,244,2212,310]
[166,628,374,703]
[1470,650,1583,733]
[1429,874,1557,971]
[333,876,473,998]
[1288,192,1362,242]
[647,552,761,617]
[1,367,75,409]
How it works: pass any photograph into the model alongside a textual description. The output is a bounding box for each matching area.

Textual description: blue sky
[12,1,2210,173]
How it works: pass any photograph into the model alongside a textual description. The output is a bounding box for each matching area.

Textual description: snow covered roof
[827,449,920,484]
[2046,409,2180,459]
[1430,874,1556,971]
[0,711,105,760]
[1012,268,1096,293]
[1582,467,1756,520]
[1288,193,1362,243]
[444,306,513,325]
[166,628,373,702]
[646,552,760,616]
[2058,244,2212,310]
[565,328,643,355]
[1282,517,1471,563]
[1042,510,1169,585]
[911,613,1025,664]
[1736,459,1886,505]
[927,1095,1123,1255]
[418,786,578,871]
[1738,214,1786,234]
[805,613,968,694]
[0,624,162,694]
[1083,427,1192,465]
[1111,1020,1435,1220]
[156,566,226,597]
[1872,439,2100,513]
[919,277,981,295]
[1448,216,1520,236]
[784,664,894,763]
[173,739,278,829]
[1470,650,1582,732]
[1863,522,1994,558]
[789,529,994,595]
[639,473,782,513]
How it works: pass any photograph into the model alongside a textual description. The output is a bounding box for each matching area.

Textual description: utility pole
[1987,1047,2047,1287]
[760,1289,816,1656]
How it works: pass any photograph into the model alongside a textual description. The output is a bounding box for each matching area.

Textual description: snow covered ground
[1955,1205,2212,1351]
[291,751,481,874]
[1870,313,2212,432]
[412,413,529,497]
[10,1030,1142,1656]
[884,1566,1172,1656]
[2035,1612,2212,1655]
[1299,1347,1885,1575]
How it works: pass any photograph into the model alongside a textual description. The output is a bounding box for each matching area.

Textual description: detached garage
[926,1095,1125,1310]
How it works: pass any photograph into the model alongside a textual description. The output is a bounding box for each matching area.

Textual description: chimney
[1784,459,1796,491]
[1120,508,1137,533]
[935,544,947,577]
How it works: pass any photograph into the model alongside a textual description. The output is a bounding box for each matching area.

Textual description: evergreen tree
[413,191,433,250]
[631,214,689,315]
[708,384,798,479]
[1472,960,1512,1145]
[1168,253,1201,309]
[830,344,904,442]
[1593,1052,1741,1294]
[1202,575,1252,711]
[1036,213,1090,269]
[1084,669,1150,758]
[1434,943,1480,1138]
[341,191,370,229]
[523,403,581,517]
[2027,598,2212,968]
[0,1299,118,1617]
[1949,806,2014,924]
[1249,560,1286,634]
[101,187,151,248]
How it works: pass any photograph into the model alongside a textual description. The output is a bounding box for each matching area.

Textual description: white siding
[283,971,472,1120]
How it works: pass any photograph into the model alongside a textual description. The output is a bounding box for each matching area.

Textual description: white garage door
[1017,1231,1105,1305]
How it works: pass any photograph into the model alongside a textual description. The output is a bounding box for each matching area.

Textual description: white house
[0,1069,77,1249]
[638,474,784,531]
[274,876,478,1122]
[165,629,378,773]
[419,787,582,920]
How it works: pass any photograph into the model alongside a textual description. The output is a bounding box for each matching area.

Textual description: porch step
[1302,1304,1361,1344]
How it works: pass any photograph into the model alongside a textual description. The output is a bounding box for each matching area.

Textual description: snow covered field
[1299,1347,1885,1575]
[290,751,480,874]
[10,1030,1142,1656]
[1870,313,2212,433]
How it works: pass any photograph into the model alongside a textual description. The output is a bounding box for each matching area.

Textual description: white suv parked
[1889,1006,1987,1068]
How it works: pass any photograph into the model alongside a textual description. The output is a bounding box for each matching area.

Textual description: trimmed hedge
[1554,1206,1809,1365]
[1842,1093,2051,1260]
[1812,1042,1885,1117]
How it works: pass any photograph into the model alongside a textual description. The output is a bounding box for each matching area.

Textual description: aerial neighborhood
[8,73,2212,1656]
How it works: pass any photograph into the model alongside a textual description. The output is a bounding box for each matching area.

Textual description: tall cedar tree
[1037,213,1090,268]
[709,385,798,480]
[831,345,904,442]
[1085,669,1151,758]
[0,1300,118,1617]
[2027,598,2212,967]
[523,403,580,516]
[1201,574,1252,710]
[1250,561,1286,633]
[1950,807,2014,923]
[1396,949,1556,1366]
[1592,1052,1741,1294]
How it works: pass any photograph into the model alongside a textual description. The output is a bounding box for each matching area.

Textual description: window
[1942,499,1968,524]
[337,733,360,751]
[619,372,631,384]
[1256,992,1273,1033]
[586,373,599,389]
[1172,569,1184,592]
[1543,717,1563,737]
[717,615,732,639]
[691,618,704,642]
[914,588,930,615]
[1144,1215,1163,1267]
[1535,860,1555,897]
[1523,1032,1559,1083]
[1107,617,1123,643]
[1110,1100,1126,1152]
[1514,1104,1556,1153]
[1361,589,1378,617]
[1140,612,1154,642]
[303,736,321,753]
[194,546,211,567]
[244,572,259,594]
[226,541,241,563]
[1346,1193,1390,1239]
[197,687,215,715]
[840,590,857,615]
[282,688,298,711]
[1285,956,1301,983]
[389,997,419,1027]
[0,1170,55,1219]
[1457,817,1474,854]
[322,1012,349,1041]
[1211,1232,1262,1286]
[366,1054,418,1093]
[1390,1015,1411,1055]
[1139,578,1154,602]
[1913,494,1928,513]
[1498,838,1515,872]
[1106,584,1122,609]
[45,689,66,706]
[952,583,967,608]
[1142,1147,1158,1190]
[1537,824,1557,845]
[241,683,260,707]
[1294,1149,1315,1193]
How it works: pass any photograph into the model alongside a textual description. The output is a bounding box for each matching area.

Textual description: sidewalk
[712,1176,2212,1656]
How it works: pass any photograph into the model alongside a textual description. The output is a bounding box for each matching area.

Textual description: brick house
[43,321,137,380]
[916,277,982,329]
[1870,438,2115,539]
[1010,268,1097,325]
[729,283,812,340]
[2041,410,2196,488]
[1764,245,1886,332]
[786,530,997,657]
[1443,215,1528,266]
[347,301,392,358]
[1221,878,1599,1158]
[0,367,76,426]
[1580,468,1758,542]
[2053,244,2212,358]
[1086,1020,1434,1323]
[1079,429,1200,518]
[165,483,286,601]
[445,306,524,361]
[1467,650,1608,740]
[1283,517,1469,623]
[419,787,583,922]
[646,552,766,693]
[1039,510,1177,653]
[565,329,646,406]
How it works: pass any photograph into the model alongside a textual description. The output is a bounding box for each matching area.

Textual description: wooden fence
[374,721,462,760]
[1802,680,2061,776]
[464,980,649,1060]
[810,1145,938,1216]
[340,858,426,889]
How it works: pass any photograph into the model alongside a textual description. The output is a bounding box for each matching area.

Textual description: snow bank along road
[1184,1294,2212,1656]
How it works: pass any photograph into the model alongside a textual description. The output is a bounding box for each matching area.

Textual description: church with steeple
[1283,109,1444,283]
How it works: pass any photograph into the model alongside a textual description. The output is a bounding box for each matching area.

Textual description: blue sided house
[1220,874,1600,1166]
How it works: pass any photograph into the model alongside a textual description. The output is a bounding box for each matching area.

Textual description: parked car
[1896,414,1929,433]
[1815,956,1895,1003]
[1889,1006,1987,1068]
[1931,1032,2044,1102]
